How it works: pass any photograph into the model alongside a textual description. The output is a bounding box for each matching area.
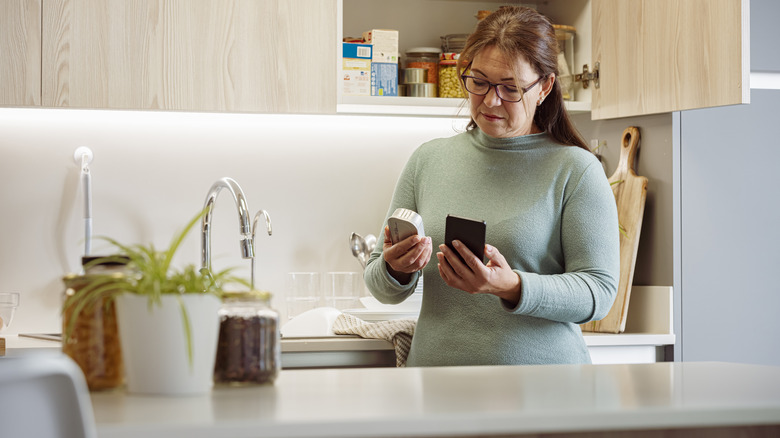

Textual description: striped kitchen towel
[332,313,416,367]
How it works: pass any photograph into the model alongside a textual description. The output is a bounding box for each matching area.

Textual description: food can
[401,68,429,84]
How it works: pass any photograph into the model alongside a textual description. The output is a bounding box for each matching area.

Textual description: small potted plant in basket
[63,208,248,395]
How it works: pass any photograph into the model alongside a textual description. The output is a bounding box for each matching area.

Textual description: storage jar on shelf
[214,290,280,385]
[440,33,469,54]
[553,24,576,101]
[438,53,466,98]
[62,256,132,391]
[404,47,441,85]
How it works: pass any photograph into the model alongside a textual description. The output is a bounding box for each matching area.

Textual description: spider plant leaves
[63,207,249,366]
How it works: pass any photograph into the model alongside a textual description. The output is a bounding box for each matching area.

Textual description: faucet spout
[250,210,273,289]
[201,177,254,274]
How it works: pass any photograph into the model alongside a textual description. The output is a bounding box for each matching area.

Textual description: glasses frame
[460,74,544,103]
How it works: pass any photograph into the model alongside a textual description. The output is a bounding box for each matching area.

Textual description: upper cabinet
[339,0,750,120]
[1,0,750,118]
[0,0,41,106]
[588,0,749,119]
[41,0,337,113]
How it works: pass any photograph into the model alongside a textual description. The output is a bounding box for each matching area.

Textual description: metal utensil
[350,232,367,268]
[363,234,377,253]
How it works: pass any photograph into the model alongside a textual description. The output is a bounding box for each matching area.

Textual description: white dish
[343,308,419,322]
[281,307,342,337]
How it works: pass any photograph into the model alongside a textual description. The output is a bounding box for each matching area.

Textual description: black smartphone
[444,215,487,264]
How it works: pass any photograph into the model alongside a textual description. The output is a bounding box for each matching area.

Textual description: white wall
[0,108,467,334]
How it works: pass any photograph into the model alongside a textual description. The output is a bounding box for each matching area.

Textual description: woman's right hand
[382,225,432,284]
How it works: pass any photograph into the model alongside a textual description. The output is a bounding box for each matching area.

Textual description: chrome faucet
[201,177,254,274]
[250,210,273,289]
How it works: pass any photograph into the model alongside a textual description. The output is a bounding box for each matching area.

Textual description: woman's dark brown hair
[458,6,589,151]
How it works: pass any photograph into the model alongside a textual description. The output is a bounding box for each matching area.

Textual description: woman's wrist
[497,272,522,307]
[386,262,413,285]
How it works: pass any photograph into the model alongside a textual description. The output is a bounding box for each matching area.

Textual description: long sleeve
[363,129,620,366]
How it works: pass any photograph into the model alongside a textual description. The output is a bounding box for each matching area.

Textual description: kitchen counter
[89,361,780,438]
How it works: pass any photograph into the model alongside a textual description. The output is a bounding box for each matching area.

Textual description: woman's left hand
[436,241,522,306]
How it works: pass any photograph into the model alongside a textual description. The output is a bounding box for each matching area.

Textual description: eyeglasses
[460,74,544,103]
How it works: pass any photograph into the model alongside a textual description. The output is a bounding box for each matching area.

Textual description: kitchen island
[90,361,780,438]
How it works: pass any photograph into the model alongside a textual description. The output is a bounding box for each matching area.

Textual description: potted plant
[63,208,248,395]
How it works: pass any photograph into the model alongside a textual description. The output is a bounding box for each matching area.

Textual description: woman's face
[466,46,552,138]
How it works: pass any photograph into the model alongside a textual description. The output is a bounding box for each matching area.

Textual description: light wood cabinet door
[0,0,41,106]
[42,0,337,113]
[591,0,749,120]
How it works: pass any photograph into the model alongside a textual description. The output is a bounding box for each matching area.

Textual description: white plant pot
[115,293,221,395]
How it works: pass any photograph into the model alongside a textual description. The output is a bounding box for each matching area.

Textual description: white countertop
[88,361,780,438]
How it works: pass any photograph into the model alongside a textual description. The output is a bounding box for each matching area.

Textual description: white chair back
[0,353,97,438]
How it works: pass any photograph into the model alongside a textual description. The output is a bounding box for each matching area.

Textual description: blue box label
[343,43,372,60]
[371,63,398,96]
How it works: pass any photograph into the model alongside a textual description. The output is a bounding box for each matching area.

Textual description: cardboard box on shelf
[371,62,398,97]
[362,29,399,64]
[343,43,372,96]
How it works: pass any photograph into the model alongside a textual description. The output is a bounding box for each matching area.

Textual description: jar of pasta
[438,53,466,98]
[214,290,280,385]
[62,256,131,391]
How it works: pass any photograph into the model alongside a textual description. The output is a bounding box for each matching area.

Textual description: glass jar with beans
[438,53,467,98]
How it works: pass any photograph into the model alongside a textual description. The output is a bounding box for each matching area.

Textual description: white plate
[342,308,419,322]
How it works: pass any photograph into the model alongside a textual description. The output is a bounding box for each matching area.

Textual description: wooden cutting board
[581,126,648,334]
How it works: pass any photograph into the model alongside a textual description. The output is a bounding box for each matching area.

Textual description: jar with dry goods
[553,24,576,100]
[62,256,131,391]
[438,53,466,98]
[214,290,280,385]
[404,47,441,85]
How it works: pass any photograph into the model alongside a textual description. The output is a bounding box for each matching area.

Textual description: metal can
[214,290,280,385]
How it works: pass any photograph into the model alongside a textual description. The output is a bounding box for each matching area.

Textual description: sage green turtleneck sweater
[364,128,620,366]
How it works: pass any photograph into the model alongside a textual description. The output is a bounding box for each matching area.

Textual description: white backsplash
[0,108,467,333]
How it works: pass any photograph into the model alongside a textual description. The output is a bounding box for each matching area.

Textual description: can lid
[406,47,442,55]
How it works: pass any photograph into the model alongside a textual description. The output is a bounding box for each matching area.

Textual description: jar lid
[63,272,126,286]
[406,47,442,55]
[82,255,131,267]
[476,10,492,20]
[221,290,272,301]
[553,24,577,34]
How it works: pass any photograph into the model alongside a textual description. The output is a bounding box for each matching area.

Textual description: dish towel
[332,313,416,367]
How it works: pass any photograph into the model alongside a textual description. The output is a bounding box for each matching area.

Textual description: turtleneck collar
[470,128,552,151]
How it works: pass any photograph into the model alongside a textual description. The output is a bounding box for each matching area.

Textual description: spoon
[364,234,377,253]
[350,232,367,268]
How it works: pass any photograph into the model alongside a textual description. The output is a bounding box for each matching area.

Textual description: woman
[364,6,619,366]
